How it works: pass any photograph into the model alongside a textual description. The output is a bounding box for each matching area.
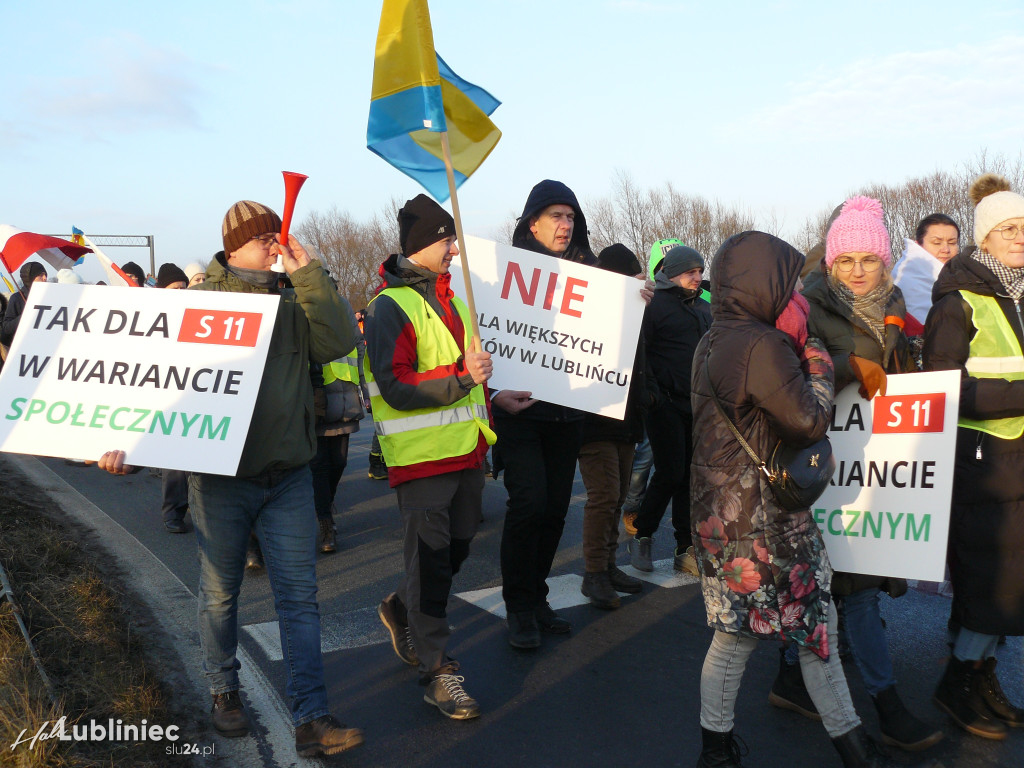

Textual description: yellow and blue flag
[367,0,501,201]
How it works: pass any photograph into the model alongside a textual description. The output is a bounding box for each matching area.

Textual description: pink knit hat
[825,196,892,268]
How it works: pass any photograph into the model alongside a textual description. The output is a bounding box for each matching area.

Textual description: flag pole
[439,130,482,346]
[0,252,25,297]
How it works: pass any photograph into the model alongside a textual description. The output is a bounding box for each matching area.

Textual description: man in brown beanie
[100,200,361,757]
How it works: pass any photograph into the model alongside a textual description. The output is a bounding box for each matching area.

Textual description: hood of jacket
[932,250,1005,303]
[511,179,596,264]
[711,231,803,326]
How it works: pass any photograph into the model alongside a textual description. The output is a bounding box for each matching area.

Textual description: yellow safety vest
[322,349,359,386]
[364,286,496,467]
[958,290,1024,439]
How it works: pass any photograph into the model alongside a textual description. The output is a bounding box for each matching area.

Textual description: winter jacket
[312,300,366,437]
[923,251,1024,636]
[803,265,915,598]
[364,254,491,487]
[643,271,711,415]
[192,252,353,478]
[494,180,598,424]
[802,266,915,392]
[691,231,836,658]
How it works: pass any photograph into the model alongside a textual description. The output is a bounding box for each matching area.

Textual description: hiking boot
[367,451,388,480]
[621,510,638,536]
[873,685,943,751]
[317,516,337,554]
[978,657,1024,727]
[294,714,363,757]
[535,602,571,634]
[933,656,1007,740]
[377,592,419,666]
[507,610,541,649]
[164,518,187,534]
[697,727,748,768]
[581,570,620,609]
[768,648,820,721]
[608,565,642,594]
[628,536,653,572]
[211,691,249,737]
[245,536,264,572]
[424,663,480,720]
[831,725,942,767]
[674,545,699,576]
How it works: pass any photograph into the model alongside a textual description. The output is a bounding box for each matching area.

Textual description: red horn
[272,171,308,273]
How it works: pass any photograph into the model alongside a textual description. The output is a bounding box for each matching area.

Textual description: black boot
[872,686,943,751]
[696,727,747,768]
[977,657,1024,727]
[768,648,820,721]
[831,725,942,768]
[933,656,1007,739]
[581,570,620,609]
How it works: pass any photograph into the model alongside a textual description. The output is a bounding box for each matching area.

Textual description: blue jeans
[622,434,652,512]
[700,602,860,738]
[839,588,895,696]
[190,466,328,726]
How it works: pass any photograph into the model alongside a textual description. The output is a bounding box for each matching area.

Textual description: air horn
[272,171,309,273]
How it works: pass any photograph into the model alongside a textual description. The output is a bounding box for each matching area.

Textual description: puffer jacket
[923,251,1024,636]
[192,252,353,478]
[691,231,836,658]
[802,265,915,598]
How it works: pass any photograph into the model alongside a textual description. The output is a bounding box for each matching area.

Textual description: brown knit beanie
[222,201,282,255]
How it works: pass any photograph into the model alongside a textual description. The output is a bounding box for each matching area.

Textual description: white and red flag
[0,225,91,280]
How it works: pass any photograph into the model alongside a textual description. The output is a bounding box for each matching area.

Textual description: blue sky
[2,0,1022,285]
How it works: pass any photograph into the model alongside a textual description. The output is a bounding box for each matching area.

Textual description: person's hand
[492,389,537,415]
[464,339,493,385]
[637,275,655,306]
[98,450,134,475]
[849,354,887,399]
[272,234,312,275]
[801,337,833,378]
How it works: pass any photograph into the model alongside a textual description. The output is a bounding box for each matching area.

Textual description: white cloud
[15,33,209,142]
[734,36,1024,143]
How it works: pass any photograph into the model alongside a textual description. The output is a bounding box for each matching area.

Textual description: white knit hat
[56,269,84,284]
[184,262,205,283]
[971,174,1024,245]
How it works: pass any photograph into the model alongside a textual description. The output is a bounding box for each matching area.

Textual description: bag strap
[702,358,777,482]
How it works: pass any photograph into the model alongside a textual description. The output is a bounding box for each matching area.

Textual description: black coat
[644,275,711,415]
[923,251,1024,636]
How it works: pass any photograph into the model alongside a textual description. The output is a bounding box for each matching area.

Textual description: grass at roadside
[0,475,191,767]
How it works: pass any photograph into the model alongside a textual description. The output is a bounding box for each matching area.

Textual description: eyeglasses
[993,225,1024,241]
[833,256,883,273]
[250,233,278,247]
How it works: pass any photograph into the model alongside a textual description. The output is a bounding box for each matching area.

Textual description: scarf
[776,291,810,353]
[226,263,280,291]
[827,269,893,352]
[973,249,1024,302]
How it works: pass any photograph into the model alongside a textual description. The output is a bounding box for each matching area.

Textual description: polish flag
[0,225,91,278]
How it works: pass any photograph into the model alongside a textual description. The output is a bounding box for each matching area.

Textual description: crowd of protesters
[2,172,1023,767]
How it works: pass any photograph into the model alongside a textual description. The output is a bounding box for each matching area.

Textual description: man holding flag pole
[366,0,501,717]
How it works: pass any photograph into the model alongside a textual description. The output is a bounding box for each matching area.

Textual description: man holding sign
[101,200,362,757]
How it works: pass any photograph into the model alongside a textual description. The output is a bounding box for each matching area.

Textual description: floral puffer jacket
[690,232,836,659]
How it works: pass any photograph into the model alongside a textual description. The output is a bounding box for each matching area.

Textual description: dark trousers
[161,469,189,525]
[633,401,693,550]
[309,434,350,520]
[578,441,634,572]
[497,416,585,613]
[395,468,483,675]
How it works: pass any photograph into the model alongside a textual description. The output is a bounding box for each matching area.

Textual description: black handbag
[704,361,835,511]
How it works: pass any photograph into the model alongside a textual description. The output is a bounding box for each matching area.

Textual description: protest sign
[0,283,279,474]
[449,236,645,418]
[814,370,961,581]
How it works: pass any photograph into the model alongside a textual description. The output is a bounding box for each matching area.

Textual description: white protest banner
[814,370,961,581]
[449,235,645,418]
[0,283,279,474]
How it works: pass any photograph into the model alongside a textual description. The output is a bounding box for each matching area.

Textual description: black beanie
[398,194,455,256]
[19,262,47,288]
[661,245,704,278]
[157,263,189,288]
[121,261,146,285]
[597,243,641,276]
